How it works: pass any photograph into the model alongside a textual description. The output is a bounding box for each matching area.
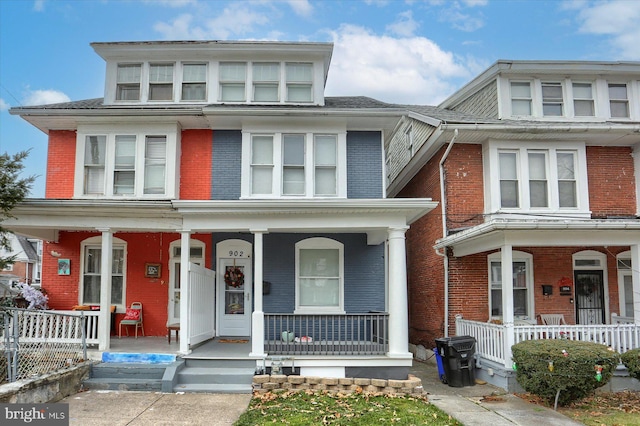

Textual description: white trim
[617,250,633,319]
[487,250,534,321]
[168,238,206,326]
[79,235,127,310]
[216,239,253,336]
[294,237,345,315]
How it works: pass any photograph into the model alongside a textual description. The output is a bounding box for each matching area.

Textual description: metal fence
[1,308,88,383]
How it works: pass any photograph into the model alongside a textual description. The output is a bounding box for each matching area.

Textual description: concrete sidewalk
[410,359,584,426]
[60,390,251,426]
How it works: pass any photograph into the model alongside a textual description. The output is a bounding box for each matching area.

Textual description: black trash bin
[435,336,476,387]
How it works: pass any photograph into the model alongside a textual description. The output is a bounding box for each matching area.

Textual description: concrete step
[83,377,162,391]
[172,383,252,394]
[182,358,256,369]
[177,367,255,385]
[90,363,167,380]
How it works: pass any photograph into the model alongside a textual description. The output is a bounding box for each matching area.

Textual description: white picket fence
[456,317,640,365]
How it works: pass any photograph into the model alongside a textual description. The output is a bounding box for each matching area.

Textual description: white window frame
[541,81,564,117]
[115,63,142,102]
[294,237,345,314]
[241,126,347,199]
[617,251,634,319]
[485,140,590,217]
[488,251,534,321]
[252,62,280,102]
[148,63,174,102]
[608,82,630,119]
[571,81,596,117]
[285,62,314,103]
[180,63,207,102]
[509,81,533,117]
[219,62,247,102]
[79,236,127,309]
[74,124,178,199]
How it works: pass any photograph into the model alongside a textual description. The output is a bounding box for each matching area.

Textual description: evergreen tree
[0,151,35,270]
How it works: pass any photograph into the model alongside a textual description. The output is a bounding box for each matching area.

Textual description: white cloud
[22,89,71,106]
[286,0,313,17]
[142,0,198,7]
[462,0,487,6]
[154,4,270,39]
[575,0,640,59]
[325,25,471,105]
[386,10,420,37]
[33,0,45,12]
[0,98,9,111]
[439,6,485,32]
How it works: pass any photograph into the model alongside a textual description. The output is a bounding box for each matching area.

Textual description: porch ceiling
[435,218,640,257]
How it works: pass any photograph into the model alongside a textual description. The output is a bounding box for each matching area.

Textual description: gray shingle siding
[347,131,383,199]
[450,80,499,118]
[211,130,242,200]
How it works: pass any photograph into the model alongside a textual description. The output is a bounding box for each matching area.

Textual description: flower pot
[281,331,294,342]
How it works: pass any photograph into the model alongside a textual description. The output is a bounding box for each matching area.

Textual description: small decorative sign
[57,259,70,275]
[145,263,161,278]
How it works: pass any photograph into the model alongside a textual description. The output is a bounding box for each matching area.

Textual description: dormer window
[116,64,141,101]
[286,63,313,102]
[253,63,279,102]
[572,83,594,116]
[181,64,207,101]
[220,62,246,102]
[510,82,532,116]
[541,82,563,116]
[149,64,174,101]
[608,83,629,118]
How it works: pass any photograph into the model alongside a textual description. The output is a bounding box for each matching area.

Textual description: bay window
[295,238,344,314]
[181,63,207,101]
[489,251,533,319]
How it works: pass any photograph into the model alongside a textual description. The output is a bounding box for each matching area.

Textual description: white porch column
[632,244,640,325]
[179,230,191,355]
[250,229,267,357]
[501,245,515,368]
[388,226,410,357]
[98,228,113,351]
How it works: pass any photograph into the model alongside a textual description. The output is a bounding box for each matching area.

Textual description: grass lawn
[234,390,461,426]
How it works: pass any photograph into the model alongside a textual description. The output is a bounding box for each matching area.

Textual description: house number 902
[229,250,244,257]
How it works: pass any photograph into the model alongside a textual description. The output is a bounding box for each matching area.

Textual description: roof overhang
[5,198,437,246]
[434,219,640,257]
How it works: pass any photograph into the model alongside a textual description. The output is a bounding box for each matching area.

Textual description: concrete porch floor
[87,336,252,361]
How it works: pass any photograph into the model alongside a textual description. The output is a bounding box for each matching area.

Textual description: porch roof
[434,218,640,257]
[5,198,437,245]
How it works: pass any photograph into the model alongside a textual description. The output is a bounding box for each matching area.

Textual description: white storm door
[218,258,252,336]
[168,260,181,325]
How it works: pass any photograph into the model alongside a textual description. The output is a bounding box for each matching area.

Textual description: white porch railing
[34,309,100,345]
[456,317,640,366]
[612,314,635,324]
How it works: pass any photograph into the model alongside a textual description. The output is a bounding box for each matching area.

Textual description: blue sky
[1,0,639,198]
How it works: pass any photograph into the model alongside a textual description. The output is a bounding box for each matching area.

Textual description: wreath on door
[224,262,244,288]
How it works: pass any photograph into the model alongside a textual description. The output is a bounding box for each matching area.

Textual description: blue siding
[347,131,383,199]
[211,130,242,200]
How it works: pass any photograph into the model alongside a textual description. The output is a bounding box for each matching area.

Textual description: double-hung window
[572,83,595,116]
[492,143,584,214]
[608,83,630,118]
[181,63,207,101]
[489,251,533,319]
[286,63,313,102]
[144,136,167,194]
[84,136,107,195]
[116,64,141,101]
[149,64,173,101]
[253,63,279,102]
[246,132,342,198]
[295,238,344,314]
[542,82,564,116]
[113,136,136,195]
[219,62,246,102]
[81,237,126,308]
[510,82,532,116]
[617,254,634,319]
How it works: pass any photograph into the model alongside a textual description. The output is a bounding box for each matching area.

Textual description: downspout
[435,128,458,337]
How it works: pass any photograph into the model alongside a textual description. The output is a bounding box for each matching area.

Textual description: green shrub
[620,348,640,381]
[512,339,619,406]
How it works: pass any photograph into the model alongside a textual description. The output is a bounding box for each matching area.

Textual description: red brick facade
[45,130,76,199]
[180,129,213,199]
[587,146,636,217]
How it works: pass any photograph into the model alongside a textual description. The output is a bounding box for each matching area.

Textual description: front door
[218,257,252,336]
[575,270,605,324]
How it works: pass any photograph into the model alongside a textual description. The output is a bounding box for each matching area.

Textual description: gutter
[435,129,458,338]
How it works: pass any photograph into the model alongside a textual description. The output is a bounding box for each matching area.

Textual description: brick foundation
[252,374,424,396]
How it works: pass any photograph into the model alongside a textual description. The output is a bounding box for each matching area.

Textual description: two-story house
[0,233,41,287]
[386,60,640,389]
[7,40,437,381]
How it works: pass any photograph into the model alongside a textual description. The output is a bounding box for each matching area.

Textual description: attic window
[542,82,563,116]
[116,64,141,101]
[286,63,313,102]
[149,64,174,101]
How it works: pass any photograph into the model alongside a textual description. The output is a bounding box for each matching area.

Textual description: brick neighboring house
[0,233,41,287]
[385,60,640,389]
[6,40,437,380]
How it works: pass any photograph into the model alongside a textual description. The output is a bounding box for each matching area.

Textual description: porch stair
[170,358,256,394]
[83,362,169,391]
